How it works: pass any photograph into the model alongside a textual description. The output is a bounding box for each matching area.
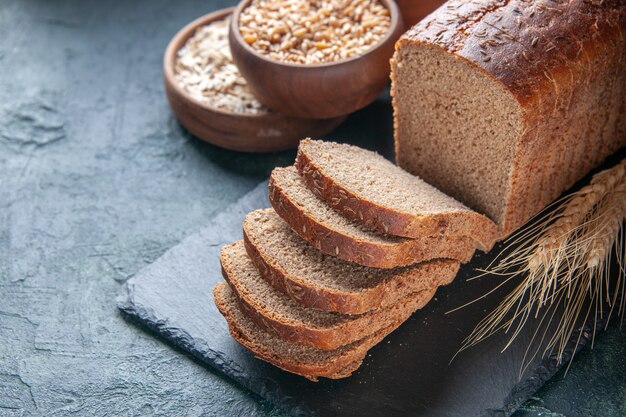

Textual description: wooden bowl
[163,7,346,153]
[229,0,405,119]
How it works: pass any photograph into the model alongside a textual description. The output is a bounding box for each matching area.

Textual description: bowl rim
[230,0,402,69]
[163,6,274,119]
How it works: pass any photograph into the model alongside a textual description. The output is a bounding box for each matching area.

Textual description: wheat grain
[238,0,391,64]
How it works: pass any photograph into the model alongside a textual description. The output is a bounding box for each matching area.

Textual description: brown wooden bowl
[163,7,346,153]
[228,0,405,119]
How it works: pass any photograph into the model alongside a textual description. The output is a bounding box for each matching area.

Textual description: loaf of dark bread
[392,0,626,237]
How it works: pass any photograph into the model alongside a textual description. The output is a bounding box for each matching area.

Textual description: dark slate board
[117,181,603,417]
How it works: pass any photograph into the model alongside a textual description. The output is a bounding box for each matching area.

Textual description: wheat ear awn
[456,157,626,372]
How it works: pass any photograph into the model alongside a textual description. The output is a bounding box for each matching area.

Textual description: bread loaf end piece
[392,0,626,237]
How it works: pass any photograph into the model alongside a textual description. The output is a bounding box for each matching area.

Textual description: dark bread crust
[243,219,459,315]
[295,138,497,251]
[213,283,397,381]
[394,0,626,237]
[269,168,476,268]
[400,0,625,106]
[221,241,440,350]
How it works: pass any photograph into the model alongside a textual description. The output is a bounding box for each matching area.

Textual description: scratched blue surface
[1,1,624,416]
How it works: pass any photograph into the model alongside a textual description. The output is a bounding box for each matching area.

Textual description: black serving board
[117,180,605,417]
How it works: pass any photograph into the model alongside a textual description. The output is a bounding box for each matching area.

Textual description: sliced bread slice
[295,139,497,251]
[269,166,476,268]
[243,208,459,314]
[214,282,396,381]
[221,241,439,350]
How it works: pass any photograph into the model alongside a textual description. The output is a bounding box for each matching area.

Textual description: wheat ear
[586,181,626,270]
[528,159,625,274]
[456,157,626,372]
[542,181,626,366]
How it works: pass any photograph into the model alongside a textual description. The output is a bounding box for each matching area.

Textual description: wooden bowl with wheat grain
[164,7,346,153]
[228,0,405,119]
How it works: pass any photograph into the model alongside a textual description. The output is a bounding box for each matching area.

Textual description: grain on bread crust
[243,208,459,314]
[269,166,476,268]
[213,282,397,381]
[392,0,626,238]
[295,138,497,251]
[221,240,439,350]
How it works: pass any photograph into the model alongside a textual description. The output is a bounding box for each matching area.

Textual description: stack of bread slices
[213,139,497,381]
